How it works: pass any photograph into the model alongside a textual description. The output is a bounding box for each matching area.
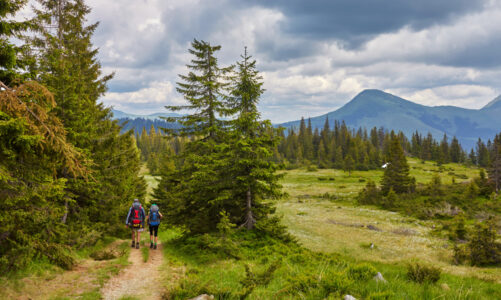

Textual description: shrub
[407,263,441,284]
[306,164,318,172]
[90,249,117,261]
[453,244,469,265]
[238,261,281,298]
[449,214,468,241]
[468,220,501,266]
[381,188,397,209]
[346,263,377,281]
[357,180,381,205]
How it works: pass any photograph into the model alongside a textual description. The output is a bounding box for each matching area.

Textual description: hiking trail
[101,242,164,300]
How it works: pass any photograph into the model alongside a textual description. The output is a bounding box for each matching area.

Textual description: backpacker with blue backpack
[149,204,160,226]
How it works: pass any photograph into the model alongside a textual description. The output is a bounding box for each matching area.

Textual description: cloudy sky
[80,0,501,123]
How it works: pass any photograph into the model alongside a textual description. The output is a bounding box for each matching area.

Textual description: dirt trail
[101,242,164,300]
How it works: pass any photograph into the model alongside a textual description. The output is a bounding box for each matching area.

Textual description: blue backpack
[149,204,160,226]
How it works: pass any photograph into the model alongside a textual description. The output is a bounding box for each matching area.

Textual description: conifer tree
[381,132,411,194]
[343,154,355,175]
[28,0,144,233]
[450,136,462,163]
[166,39,233,139]
[0,0,30,84]
[0,81,86,271]
[154,39,233,233]
[224,47,283,229]
[489,134,501,193]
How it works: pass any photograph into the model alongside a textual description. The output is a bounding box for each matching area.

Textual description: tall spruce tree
[28,0,144,235]
[223,47,283,229]
[381,132,412,194]
[165,39,233,139]
[489,134,501,193]
[0,0,30,84]
[0,81,86,271]
[154,39,233,233]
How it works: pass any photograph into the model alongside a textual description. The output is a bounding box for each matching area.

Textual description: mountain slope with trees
[279,89,501,150]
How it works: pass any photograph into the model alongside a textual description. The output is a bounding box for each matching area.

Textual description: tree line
[0,0,144,272]
[137,115,496,176]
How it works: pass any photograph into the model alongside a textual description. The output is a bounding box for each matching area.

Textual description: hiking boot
[154,244,157,250]
[131,241,135,248]
[136,243,139,249]
[150,242,153,249]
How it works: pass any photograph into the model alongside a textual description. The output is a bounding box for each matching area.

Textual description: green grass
[140,163,160,203]
[280,157,476,199]
[276,159,501,283]
[156,229,501,299]
[149,159,500,298]
[141,244,150,262]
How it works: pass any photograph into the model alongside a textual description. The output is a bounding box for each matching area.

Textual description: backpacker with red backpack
[129,202,143,229]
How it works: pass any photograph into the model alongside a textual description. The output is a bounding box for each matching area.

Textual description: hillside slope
[279,89,501,149]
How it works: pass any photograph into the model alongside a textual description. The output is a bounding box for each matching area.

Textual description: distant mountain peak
[482,95,501,110]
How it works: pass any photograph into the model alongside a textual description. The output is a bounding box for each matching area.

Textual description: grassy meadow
[277,157,501,282]
[152,159,501,299]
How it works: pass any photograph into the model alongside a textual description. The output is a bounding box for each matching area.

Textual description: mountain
[278,89,501,150]
[111,109,182,120]
[111,109,182,133]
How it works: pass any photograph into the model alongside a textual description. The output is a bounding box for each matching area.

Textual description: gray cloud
[252,0,487,47]
[79,0,501,122]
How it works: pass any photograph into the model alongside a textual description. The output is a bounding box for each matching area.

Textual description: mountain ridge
[109,91,501,149]
[278,89,501,149]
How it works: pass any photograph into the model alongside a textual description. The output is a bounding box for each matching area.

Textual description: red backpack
[131,203,142,227]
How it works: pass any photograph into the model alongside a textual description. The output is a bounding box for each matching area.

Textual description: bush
[90,249,118,261]
[381,188,397,209]
[358,180,381,205]
[453,244,469,265]
[407,263,441,284]
[346,263,377,281]
[306,164,318,172]
[468,220,501,266]
[238,261,281,298]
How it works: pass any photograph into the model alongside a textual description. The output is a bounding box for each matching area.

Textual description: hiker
[125,198,146,249]
[146,203,163,249]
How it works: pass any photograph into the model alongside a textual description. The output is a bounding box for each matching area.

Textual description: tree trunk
[61,198,68,224]
[243,188,256,230]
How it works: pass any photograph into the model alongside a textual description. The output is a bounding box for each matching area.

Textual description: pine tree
[0,81,87,271]
[224,47,283,229]
[381,133,411,194]
[343,154,355,175]
[477,138,490,168]
[0,0,30,84]
[154,39,233,233]
[28,0,144,234]
[439,134,449,164]
[450,136,462,163]
[165,39,233,139]
[489,134,501,193]
[317,139,329,168]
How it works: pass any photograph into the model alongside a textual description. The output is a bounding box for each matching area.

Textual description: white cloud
[76,0,501,121]
[101,81,185,112]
